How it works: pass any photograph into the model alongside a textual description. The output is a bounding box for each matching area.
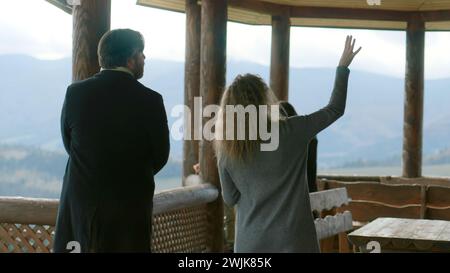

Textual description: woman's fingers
[345,35,350,50]
[340,35,360,67]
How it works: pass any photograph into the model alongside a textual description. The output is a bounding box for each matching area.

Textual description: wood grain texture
[315,211,353,240]
[183,0,201,183]
[345,201,421,222]
[318,175,450,187]
[153,184,218,214]
[72,0,111,82]
[403,16,425,178]
[0,184,218,225]
[322,180,422,205]
[0,197,58,226]
[199,0,228,252]
[309,188,349,212]
[270,11,290,101]
[318,179,450,223]
[137,0,450,30]
[348,217,450,252]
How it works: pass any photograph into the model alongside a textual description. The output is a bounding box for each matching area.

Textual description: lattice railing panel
[0,223,55,253]
[151,205,209,253]
[0,205,209,253]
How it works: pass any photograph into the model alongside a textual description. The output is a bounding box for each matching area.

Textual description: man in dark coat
[54,29,170,253]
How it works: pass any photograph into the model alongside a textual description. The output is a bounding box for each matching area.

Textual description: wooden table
[348,217,450,253]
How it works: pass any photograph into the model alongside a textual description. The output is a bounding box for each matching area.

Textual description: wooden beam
[403,16,425,178]
[228,0,283,15]
[0,197,58,226]
[290,6,410,22]
[270,12,290,101]
[153,184,218,214]
[72,0,111,82]
[0,184,219,225]
[45,0,73,14]
[318,175,450,188]
[228,0,410,22]
[199,0,227,253]
[422,10,450,22]
[183,0,201,184]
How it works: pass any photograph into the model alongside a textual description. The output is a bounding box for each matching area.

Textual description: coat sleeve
[218,164,240,207]
[150,94,170,175]
[61,87,71,154]
[289,66,350,142]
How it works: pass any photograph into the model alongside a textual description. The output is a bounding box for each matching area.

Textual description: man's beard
[133,66,144,79]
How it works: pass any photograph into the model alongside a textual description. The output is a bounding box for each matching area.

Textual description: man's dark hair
[98,29,145,69]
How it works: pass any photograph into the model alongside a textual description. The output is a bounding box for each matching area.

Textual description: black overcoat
[53,70,170,252]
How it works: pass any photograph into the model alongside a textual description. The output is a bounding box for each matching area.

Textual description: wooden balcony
[1,183,356,253]
[0,184,218,253]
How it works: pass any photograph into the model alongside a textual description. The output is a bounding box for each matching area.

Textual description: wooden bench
[309,188,354,253]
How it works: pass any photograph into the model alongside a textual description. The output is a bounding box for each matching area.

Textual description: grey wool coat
[218,66,350,253]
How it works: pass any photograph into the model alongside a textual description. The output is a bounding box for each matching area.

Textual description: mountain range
[1,54,449,167]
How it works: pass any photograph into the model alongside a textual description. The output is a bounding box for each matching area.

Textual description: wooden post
[72,0,111,82]
[403,15,424,178]
[270,11,290,101]
[183,0,201,184]
[200,0,227,252]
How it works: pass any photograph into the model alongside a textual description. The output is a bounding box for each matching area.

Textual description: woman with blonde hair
[214,36,361,253]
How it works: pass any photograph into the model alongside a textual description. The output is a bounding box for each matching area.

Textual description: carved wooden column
[270,11,290,101]
[199,0,227,252]
[72,0,111,82]
[183,0,201,184]
[403,15,425,178]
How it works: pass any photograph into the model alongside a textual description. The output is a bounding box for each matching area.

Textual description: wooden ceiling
[137,0,450,30]
[46,0,450,30]
[46,0,72,14]
[256,0,450,11]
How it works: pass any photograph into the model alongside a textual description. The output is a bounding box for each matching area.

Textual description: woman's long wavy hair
[214,74,282,163]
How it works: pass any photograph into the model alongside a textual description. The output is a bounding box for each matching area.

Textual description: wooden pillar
[183,0,201,184]
[72,0,111,82]
[403,16,425,178]
[200,0,227,252]
[270,11,290,101]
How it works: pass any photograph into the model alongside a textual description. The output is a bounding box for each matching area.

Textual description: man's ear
[126,57,135,69]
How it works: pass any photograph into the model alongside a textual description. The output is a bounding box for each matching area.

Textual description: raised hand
[193,163,200,175]
[338,35,362,68]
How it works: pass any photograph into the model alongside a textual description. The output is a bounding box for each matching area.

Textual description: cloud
[0,0,72,59]
[1,0,449,79]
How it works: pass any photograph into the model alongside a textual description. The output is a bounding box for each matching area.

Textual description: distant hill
[0,53,449,168]
[0,144,181,198]
[1,54,450,198]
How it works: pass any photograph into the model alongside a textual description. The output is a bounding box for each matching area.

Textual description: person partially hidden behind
[279,101,320,219]
[214,36,361,253]
[279,101,318,193]
[54,29,170,253]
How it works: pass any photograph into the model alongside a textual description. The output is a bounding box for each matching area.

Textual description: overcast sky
[1,0,450,79]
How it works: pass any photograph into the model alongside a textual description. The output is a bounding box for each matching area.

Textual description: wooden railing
[312,175,450,252]
[3,175,450,253]
[0,183,218,253]
[317,176,450,223]
[318,174,450,187]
